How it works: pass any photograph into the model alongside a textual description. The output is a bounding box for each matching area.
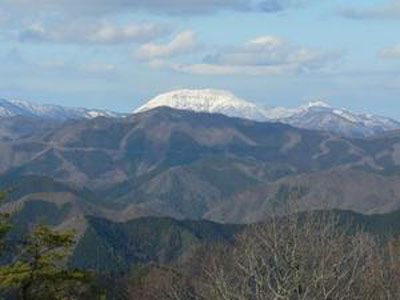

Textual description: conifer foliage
[0,192,96,300]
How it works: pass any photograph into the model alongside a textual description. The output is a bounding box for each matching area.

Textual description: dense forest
[0,190,399,300]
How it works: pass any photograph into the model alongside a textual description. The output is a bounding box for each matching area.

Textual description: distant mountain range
[2,107,400,225]
[0,98,123,120]
[136,89,400,138]
[2,90,400,224]
[3,92,400,279]
[2,104,400,275]
[1,90,400,138]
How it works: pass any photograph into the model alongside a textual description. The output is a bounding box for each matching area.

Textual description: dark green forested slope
[68,209,400,273]
[3,108,400,222]
[71,216,242,272]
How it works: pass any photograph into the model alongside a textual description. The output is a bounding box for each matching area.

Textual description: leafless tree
[131,210,400,300]
[197,211,399,300]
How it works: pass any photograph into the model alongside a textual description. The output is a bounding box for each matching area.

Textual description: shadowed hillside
[2,108,400,222]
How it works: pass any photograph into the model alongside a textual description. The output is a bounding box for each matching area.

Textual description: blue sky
[0,0,400,117]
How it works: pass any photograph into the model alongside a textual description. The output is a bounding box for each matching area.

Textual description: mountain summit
[135,89,268,121]
[136,89,400,137]
[1,90,399,138]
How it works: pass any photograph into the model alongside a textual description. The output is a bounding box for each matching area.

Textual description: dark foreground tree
[0,226,93,300]
[0,192,100,300]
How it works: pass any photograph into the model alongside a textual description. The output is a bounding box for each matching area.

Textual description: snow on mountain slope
[263,101,331,120]
[135,89,268,121]
[1,91,398,138]
[0,98,122,120]
[269,101,400,137]
[135,89,400,138]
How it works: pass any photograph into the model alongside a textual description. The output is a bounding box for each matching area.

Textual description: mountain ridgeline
[1,106,400,227]
[0,98,123,120]
[2,101,400,295]
[135,89,400,138]
[2,89,400,138]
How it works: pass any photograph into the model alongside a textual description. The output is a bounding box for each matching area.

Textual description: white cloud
[135,30,200,60]
[379,44,400,59]
[156,61,299,76]
[204,36,292,66]
[19,21,169,44]
[151,35,343,76]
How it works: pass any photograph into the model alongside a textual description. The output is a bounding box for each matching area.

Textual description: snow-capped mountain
[135,89,268,121]
[271,101,400,138]
[0,98,122,120]
[2,91,398,138]
[135,89,400,138]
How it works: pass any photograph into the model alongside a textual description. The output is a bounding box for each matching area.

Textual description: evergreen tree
[0,192,99,300]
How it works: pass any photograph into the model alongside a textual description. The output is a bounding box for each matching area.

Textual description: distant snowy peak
[267,101,400,137]
[2,91,398,138]
[135,89,268,121]
[265,100,332,120]
[136,91,335,122]
[0,98,122,120]
[135,89,400,138]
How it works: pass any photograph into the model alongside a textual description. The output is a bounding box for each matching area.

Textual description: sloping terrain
[136,89,400,138]
[70,209,400,273]
[0,98,122,120]
[2,107,400,223]
[205,168,400,223]
[6,196,400,274]
[71,216,242,272]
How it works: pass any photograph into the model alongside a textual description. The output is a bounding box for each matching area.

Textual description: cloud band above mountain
[143,35,344,76]
[1,0,317,16]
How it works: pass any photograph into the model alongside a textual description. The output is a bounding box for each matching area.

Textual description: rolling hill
[1,107,400,224]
